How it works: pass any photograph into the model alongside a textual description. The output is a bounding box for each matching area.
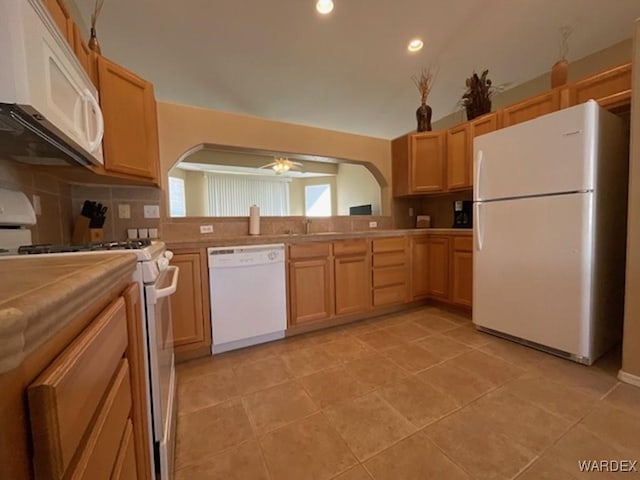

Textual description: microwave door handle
[149,266,179,303]
[83,89,104,153]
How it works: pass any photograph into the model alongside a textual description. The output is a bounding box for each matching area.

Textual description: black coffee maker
[452,200,473,228]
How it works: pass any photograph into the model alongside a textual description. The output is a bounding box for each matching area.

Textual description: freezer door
[473,193,594,359]
[474,102,598,202]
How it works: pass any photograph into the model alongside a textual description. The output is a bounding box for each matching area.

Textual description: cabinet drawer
[372,237,406,253]
[71,360,132,479]
[333,239,368,256]
[110,420,137,480]
[453,236,472,252]
[373,266,407,288]
[289,242,331,259]
[372,251,407,267]
[373,285,407,307]
[28,297,128,479]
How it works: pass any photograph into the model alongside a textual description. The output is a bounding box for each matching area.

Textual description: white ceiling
[74,0,640,139]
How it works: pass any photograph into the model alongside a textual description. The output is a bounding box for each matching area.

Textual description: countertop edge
[0,253,137,374]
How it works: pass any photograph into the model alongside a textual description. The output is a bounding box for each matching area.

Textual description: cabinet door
[502,90,560,128]
[471,111,500,138]
[289,258,333,325]
[570,63,631,111]
[97,56,159,180]
[43,0,73,44]
[410,131,446,193]
[447,124,471,190]
[428,236,450,300]
[451,237,473,308]
[411,236,429,300]
[170,252,207,349]
[72,24,97,86]
[334,255,370,316]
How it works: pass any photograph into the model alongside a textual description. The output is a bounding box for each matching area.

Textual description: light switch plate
[200,225,214,234]
[409,207,414,217]
[143,205,160,218]
[118,204,131,219]
[369,221,377,228]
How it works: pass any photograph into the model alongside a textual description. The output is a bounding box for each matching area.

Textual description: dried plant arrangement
[412,67,435,105]
[88,0,106,53]
[462,69,493,121]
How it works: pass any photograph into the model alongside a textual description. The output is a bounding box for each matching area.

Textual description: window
[168,176,186,217]
[305,184,331,217]
[206,173,290,216]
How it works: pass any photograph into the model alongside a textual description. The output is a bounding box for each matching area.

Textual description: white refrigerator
[473,100,629,365]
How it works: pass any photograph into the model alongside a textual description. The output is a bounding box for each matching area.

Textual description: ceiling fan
[259,157,303,175]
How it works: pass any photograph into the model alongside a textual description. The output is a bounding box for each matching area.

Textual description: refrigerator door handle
[475,203,483,251]
[475,150,484,200]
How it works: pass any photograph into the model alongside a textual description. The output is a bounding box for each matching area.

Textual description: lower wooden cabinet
[334,240,370,316]
[451,237,473,307]
[288,243,334,326]
[170,249,212,360]
[372,237,410,307]
[410,235,429,300]
[428,236,450,300]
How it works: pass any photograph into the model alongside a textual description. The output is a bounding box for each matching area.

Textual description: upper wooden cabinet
[43,0,73,44]
[502,89,560,128]
[411,131,447,193]
[97,56,160,181]
[446,123,472,191]
[392,131,446,196]
[569,62,632,111]
[471,111,501,138]
[170,250,211,361]
[71,24,97,86]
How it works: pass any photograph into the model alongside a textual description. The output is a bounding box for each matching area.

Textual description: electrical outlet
[200,225,214,234]
[143,205,160,218]
[369,221,378,229]
[409,207,414,217]
[118,204,131,219]
[32,195,41,215]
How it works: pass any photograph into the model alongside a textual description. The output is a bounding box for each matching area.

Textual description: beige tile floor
[174,306,640,480]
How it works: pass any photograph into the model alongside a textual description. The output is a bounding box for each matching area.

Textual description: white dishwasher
[208,244,287,353]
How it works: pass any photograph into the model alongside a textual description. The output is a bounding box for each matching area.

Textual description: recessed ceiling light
[316,0,334,15]
[408,39,424,53]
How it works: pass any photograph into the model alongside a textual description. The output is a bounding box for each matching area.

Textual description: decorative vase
[465,99,491,121]
[88,27,101,54]
[551,59,568,88]
[416,102,432,132]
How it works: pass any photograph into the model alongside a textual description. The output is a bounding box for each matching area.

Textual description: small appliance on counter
[452,200,473,228]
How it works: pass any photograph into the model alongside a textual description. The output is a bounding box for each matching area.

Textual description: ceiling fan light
[316,0,334,15]
[408,38,424,53]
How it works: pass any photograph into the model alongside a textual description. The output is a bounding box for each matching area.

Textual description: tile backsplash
[0,158,73,244]
[70,185,162,241]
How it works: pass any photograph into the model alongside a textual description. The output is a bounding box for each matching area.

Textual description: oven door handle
[149,266,179,303]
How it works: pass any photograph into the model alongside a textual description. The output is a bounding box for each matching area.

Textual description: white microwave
[0,0,104,167]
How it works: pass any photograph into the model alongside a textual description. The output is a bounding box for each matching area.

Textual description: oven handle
[148,266,179,303]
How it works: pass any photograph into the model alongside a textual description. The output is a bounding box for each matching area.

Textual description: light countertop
[0,253,137,373]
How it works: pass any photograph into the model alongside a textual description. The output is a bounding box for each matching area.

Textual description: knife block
[72,217,104,243]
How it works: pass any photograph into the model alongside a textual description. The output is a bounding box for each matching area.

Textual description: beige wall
[183,171,208,217]
[433,39,633,130]
[156,102,392,218]
[621,20,640,382]
[336,163,382,215]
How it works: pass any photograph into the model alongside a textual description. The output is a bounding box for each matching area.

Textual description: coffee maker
[452,200,473,228]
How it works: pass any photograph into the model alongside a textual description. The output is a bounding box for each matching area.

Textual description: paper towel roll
[249,205,260,235]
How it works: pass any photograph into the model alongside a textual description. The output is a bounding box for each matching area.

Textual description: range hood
[0,0,104,168]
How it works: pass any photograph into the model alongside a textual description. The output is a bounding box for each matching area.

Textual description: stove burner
[17,239,152,255]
